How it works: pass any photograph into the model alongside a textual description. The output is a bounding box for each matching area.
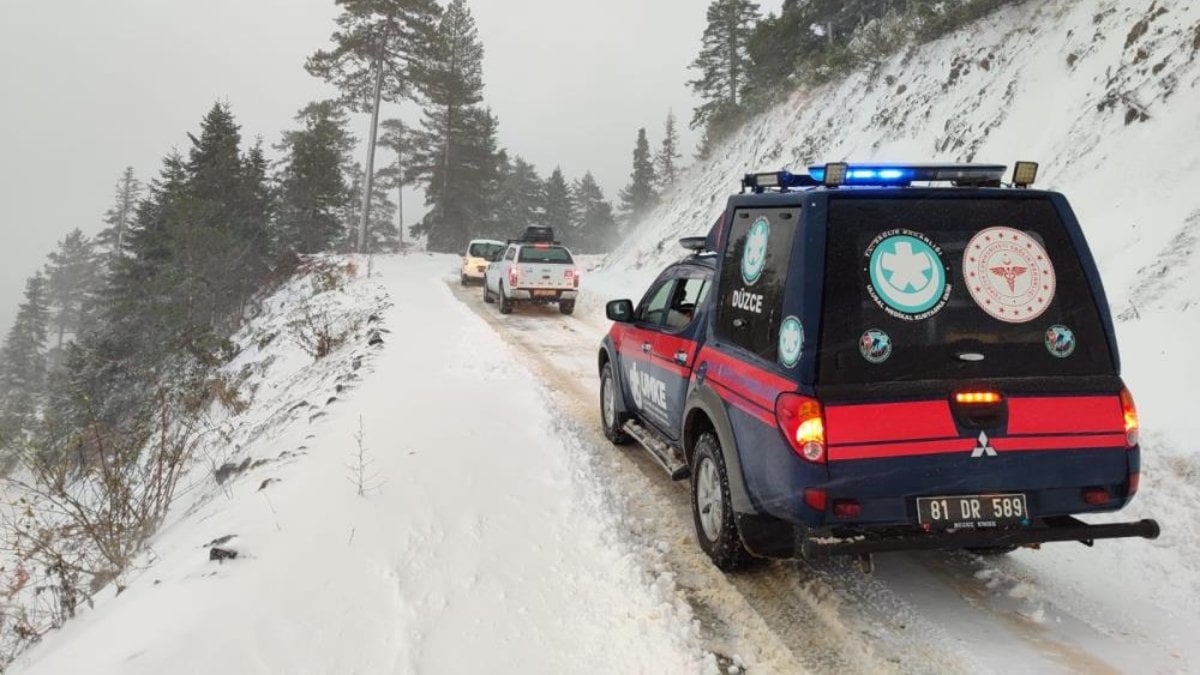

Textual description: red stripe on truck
[825,401,957,446]
[1006,396,1125,435]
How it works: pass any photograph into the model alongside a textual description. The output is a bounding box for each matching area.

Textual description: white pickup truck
[483,241,580,315]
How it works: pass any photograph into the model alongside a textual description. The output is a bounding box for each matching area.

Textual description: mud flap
[735,512,799,559]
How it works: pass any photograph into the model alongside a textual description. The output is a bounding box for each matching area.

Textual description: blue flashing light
[805,163,1006,187]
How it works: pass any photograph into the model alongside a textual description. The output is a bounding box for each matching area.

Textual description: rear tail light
[803,488,827,511]
[1128,472,1140,498]
[508,267,520,288]
[776,393,826,463]
[955,391,1002,405]
[832,499,862,519]
[1082,487,1112,505]
[1120,387,1139,447]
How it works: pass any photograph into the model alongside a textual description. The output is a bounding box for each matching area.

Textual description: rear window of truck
[519,246,573,264]
[817,196,1115,385]
[468,242,503,259]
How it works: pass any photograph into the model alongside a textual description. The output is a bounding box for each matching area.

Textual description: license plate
[916,493,1027,529]
[534,290,557,298]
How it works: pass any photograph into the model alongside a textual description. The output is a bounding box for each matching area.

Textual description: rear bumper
[798,515,1160,558]
[510,289,578,301]
[746,445,1140,528]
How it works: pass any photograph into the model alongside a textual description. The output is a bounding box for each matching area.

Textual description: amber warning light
[955,391,1002,405]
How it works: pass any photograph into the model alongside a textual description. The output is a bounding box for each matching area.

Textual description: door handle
[674,351,688,365]
[642,342,652,353]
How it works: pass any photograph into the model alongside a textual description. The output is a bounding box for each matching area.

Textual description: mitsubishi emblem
[971,432,998,458]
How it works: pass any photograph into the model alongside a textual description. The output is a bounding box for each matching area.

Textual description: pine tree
[307,0,442,251]
[185,103,257,328]
[104,152,191,360]
[343,163,400,253]
[376,118,412,248]
[236,138,275,299]
[276,101,356,254]
[491,155,544,239]
[688,0,761,148]
[0,274,50,447]
[543,167,572,236]
[571,172,617,253]
[618,128,659,227]
[655,110,682,190]
[97,167,141,260]
[410,0,500,252]
[43,229,100,356]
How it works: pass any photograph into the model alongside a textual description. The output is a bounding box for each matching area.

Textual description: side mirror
[606,299,635,323]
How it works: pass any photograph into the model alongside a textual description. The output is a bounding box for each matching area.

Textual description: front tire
[483,281,495,303]
[600,362,631,445]
[691,433,752,571]
[559,300,575,315]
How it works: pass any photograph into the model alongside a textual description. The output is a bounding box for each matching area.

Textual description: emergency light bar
[808,163,1007,187]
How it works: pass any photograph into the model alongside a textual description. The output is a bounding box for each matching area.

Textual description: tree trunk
[358,56,386,253]
[396,150,404,250]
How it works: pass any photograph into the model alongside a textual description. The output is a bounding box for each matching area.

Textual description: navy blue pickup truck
[598,162,1159,570]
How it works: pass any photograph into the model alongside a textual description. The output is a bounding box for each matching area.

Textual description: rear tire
[499,285,513,314]
[559,300,575,315]
[461,274,469,286]
[600,362,631,445]
[691,433,752,571]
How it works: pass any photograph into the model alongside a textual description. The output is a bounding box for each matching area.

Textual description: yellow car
[460,239,505,285]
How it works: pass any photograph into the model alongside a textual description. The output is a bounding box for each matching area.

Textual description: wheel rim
[602,370,616,429]
[696,457,723,542]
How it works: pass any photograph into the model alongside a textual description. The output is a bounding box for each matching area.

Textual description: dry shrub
[1,390,200,667]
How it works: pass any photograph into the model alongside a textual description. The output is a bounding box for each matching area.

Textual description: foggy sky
[0,0,782,331]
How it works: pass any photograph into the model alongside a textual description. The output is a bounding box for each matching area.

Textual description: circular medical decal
[865,230,951,320]
[859,328,893,364]
[963,226,1057,324]
[778,316,804,367]
[1045,325,1076,358]
[741,216,770,286]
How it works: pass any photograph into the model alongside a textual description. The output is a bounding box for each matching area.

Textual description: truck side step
[622,420,690,481]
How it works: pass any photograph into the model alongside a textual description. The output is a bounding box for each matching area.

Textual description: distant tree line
[688,0,1019,155]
